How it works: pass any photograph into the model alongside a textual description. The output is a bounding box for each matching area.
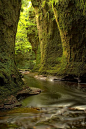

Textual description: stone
[16,87,42,100]
[61,75,78,82]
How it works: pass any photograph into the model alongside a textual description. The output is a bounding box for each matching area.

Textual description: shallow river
[22,75,86,108]
[0,74,86,129]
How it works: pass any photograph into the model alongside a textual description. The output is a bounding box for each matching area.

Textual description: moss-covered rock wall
[53,0,86,76]
[31,0,62,74]
[0,0,23,99]
[31,0,86,77]
[27,7,41,71]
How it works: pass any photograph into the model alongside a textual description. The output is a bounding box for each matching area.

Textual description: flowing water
[0,74,86,129]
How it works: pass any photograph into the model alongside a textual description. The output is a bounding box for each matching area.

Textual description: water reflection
[1,75,86,129]
[22,75,86,109]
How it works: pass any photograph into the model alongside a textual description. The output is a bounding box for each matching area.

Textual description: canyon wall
[0,0,23,99]
[31,0,62,74]
[31,0,86,77]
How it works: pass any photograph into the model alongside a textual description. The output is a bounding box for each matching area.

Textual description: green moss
[31,0,86,76]
[53,0,86,76]
[33,44,41,71]
[0,0,23,100]
[26,7,41,71]
[7,107,40,114]
[31,1,62,74]
[0,123,19,129]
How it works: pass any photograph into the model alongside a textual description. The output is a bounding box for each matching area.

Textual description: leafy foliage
[15,1,32,54]
[15,1,36,69]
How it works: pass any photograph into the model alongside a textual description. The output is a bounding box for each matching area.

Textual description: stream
[0,74,86,129]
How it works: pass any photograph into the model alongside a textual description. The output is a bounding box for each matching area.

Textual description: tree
[15,1,36,69]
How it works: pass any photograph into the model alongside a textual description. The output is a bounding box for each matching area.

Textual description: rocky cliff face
[0,0,23,99]
[53,0,86,76]
[27,7,41,70]
[31,0,62,74]
[31,0,86,77]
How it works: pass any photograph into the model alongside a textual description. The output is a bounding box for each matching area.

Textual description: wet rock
[15,102,22,107]
[78,74,86,83]
[4,95,18,105]
[61,75,78,82]
[46,76,60,82]
[0,106,86,129]
[0,95,22,110]
[53,78,61,81]
[4,104,13,109]
[3,102,22,109]
[16,87,42,100]
[0,86,42,110]
[35,75,47,80]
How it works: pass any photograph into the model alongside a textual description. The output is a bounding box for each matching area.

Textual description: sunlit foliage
[15,0,32,54]
[15,0,36,69]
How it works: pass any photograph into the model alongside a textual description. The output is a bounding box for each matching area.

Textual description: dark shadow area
[0,77,5,86]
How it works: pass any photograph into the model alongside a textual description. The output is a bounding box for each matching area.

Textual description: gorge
[0,0,86,122]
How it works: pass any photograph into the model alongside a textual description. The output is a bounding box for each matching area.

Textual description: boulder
[0,95,22,110]
[16,87,42,100]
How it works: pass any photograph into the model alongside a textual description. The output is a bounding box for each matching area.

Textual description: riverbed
[0,74,86,129]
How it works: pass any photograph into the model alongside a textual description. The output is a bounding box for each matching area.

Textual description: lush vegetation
[30,0,86,77]
[15,0,36,69]
[14,0,86,75]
